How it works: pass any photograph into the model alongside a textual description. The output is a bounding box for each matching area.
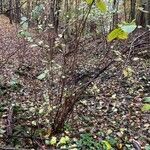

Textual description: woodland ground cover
[0,0,150,149]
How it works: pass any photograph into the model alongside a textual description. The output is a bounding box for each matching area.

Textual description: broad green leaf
[85,0,94,5]
[19,31,30,37]
[120,24,136,33]
[96,0,107,13]
[107,28,121,42]
[107,28,129,42]
[108,22,136,42]
[58,136,70,145]
[59,137,66,145]
[50,136,57,145]
[118,31,128,40]
[141,104,150,112]
[102,140,112,150]
[144,97,150,103]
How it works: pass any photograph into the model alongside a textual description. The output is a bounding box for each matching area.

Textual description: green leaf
[107,28,121,42]
[144,97,150,103]
[118,31,128,39]
[19,31,30,37]
[58,136,70,145]
[50,136,57,145]
[107,28,120,42]
[96,0,107,13]
[85,0,94,5]
[107,28,129,42]
[120,23,136,34]
[108,22,136,42]
[102,140,112,150]
[141,104,150,112]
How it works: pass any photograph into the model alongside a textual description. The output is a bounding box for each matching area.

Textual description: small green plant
[19,16,33,42]
[76,133,102,150]
[107,21,137,42]
[31,3,45,25]
[75,132,118,150]
[9,78,22,91]
[141,97,150,112]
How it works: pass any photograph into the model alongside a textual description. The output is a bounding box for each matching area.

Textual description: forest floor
[0,15,150,149]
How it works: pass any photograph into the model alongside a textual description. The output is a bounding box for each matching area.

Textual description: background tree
[112,0,119,28]
[15,0,21,22]
[0,0,3,13]
[8,0,13,24]
[136,0,150,27]
[130,0,136,21]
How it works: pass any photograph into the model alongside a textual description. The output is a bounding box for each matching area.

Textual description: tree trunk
[15,0,21,23]
[0,0,3,14]
[136,0,149,27]
[50,0,60,34]
[27,0,31,20]
[123,0,127,21]
[112,0,119,28]
[9,0,13,24]
[146,0,150,25]
[130,0,136,21]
